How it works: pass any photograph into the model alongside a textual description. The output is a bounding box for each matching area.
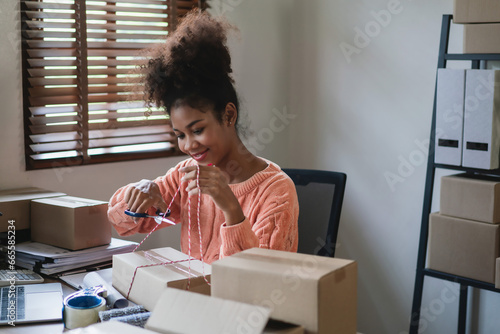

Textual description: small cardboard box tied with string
[112,247,211,311]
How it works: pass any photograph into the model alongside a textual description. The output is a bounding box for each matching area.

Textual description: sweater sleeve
[107,162,185,236]
[219,175,299,258]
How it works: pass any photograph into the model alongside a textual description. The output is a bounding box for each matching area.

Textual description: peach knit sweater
[107,158,299,263]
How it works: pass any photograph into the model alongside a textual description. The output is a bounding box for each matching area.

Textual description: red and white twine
[127,164,210,297]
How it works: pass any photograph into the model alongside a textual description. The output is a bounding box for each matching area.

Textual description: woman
[108,11,298,264]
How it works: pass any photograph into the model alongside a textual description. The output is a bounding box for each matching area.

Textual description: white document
[463,70,500,169]
[435,69,465,166]
[14,238,137,259]
[84,270,129,308]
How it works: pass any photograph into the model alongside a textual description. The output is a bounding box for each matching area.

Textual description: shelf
[445,53,500,61]
[434,164,500,176]
[410,14,500,334]
[423,269,500,293]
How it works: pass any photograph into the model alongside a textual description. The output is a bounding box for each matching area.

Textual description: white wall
[287,0,500,334]
[2,0,500,333]
[211,0,294,165]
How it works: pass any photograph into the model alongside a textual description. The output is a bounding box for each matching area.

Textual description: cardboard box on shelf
[112,247,211,311]
[211,248,357,334]
[0,187,66,232]
[440,173,500,224]
[462,70,500,169]
[454,0,500,23]
[428,212,500,284]
[30,196,111,250]
[464,24,500,54]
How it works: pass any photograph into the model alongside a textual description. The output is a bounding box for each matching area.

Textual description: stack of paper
[10,238,138,275]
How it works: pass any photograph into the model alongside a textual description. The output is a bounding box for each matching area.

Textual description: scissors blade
[160,217,176,225]
[152,216,175,225]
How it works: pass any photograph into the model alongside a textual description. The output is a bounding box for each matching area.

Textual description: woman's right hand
[123,179,167,218]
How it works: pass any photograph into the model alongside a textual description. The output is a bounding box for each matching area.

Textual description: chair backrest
[282,169,347,257]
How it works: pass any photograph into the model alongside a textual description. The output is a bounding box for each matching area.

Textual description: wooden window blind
[21,0,205,170]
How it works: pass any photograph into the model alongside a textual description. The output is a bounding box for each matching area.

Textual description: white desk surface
[2,276,365,334]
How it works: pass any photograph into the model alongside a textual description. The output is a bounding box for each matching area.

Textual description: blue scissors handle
[124,208,171,218]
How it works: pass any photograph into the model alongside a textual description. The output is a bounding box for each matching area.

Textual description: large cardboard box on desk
[435,69,465,166]
[66,321,159,333]
[464,24,500,54]
[428,212,500,284]
[30,196,111,250]
[453,0,500,23]
[112,247,211,311]
[462,70,500,169]
[146,288,304,334]
[440,173,500,224]
[212,248,357,334]
[0,187,65,232]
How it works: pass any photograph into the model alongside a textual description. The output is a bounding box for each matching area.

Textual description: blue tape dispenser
[63,285,107,329]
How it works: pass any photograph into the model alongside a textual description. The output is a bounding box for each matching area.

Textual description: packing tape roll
[63,286,107,329]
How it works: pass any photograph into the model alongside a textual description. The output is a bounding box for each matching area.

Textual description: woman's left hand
[180,165,245,226]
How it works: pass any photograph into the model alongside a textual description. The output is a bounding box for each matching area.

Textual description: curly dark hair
[140,11,240,128]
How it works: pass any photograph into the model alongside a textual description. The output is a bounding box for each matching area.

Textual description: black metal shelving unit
[409,14,500,334]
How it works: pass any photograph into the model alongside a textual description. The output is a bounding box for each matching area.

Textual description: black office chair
[282,169,347,258]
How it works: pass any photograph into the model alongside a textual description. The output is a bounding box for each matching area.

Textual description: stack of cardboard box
[0,187,111,250]
[0,187,66,243]
[454,0,500,53]
[428,174,500,284]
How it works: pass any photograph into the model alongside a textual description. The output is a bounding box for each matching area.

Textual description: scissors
[124,208,175,225]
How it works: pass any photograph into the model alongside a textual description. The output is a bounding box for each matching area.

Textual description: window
[20,0,205,170]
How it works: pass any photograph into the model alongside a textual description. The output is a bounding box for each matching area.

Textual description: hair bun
[170,13,234,85]
[141,11,240,117]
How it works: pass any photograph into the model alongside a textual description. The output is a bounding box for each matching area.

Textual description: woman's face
[170,104,231,166]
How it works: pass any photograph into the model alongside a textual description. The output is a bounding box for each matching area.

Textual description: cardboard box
[212,248,357,334]
[440,173,500,224]
[464,24,500,53]
[454,0,500,23]
[462,70,500,169]
[435,69,465,166]
[31,196,111,250]
[66,321,158,334]
[0,187,66,232]
[146,288,271,334]
[72,300,303,334]
[112,247,211,311]
[428,212,500,283]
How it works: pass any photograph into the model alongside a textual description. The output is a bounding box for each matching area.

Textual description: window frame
[20,0,205,170]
